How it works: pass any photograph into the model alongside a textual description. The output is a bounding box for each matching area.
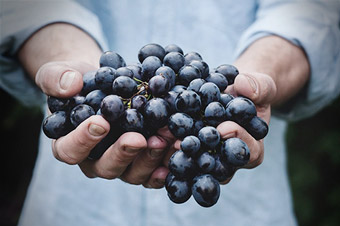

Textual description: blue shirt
[1,1,340,226]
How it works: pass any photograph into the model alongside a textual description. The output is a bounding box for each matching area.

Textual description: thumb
[35,61,97,98]
[233,72,277,106]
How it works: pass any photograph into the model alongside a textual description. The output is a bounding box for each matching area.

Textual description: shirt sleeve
[233,0,340,121]
[0,0,108,106]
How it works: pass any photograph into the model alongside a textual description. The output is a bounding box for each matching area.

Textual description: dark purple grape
[163,52,185,74]
[115,67,134,78]
[168,112,194,139]
[155,66,176,88]
[126,64,144,81]
[141,56,162,80]
[225,96,257,125]
[221,137,250,167]
[192,174,220,207]
[148,74,170,97]
[120,109,144,133]
[204,102,226,127]
[47,96,70,113]
[42,111,71,139]
[193,119,205,136]
[189,60,209,79]
[165,172,192,204]
[164,44,184,55]
[187,78,206,93]
[220,93,234,107]
[100,95,125,122]
[99,51,126,69]
[171,85,187,94]
[205,72,228,92]
[112,76,137,98]
[178,65,201,86]
[138,43,166,63]
[180,135,201,157]
[243,116,269,140]
[144,98,170,129]
[197,152,216,173]
[94,66,116,92]
[198,126,220,149]
[81,70,97,95]
[164,91,179,113]
[211,155,235,182]
[168,150,196,179]
[198,82,221,108]
[70,104,95,128]
[184,52,203,65]
[214,64,239,85]
[84,89,107,112]
[131,95,147,112]
[175,90,201,116]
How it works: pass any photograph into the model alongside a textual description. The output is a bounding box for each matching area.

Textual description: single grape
[220,137,250,167]
[205,72,228,92]
[115,66,134,78]
[126,64,144,81]
[155,66,176,88]
[211,154,235,182]
[141,56,162,80]
[214,64,239,85]
[70,104,95,128]
[131,95,147,112]
[100,95,125,123]
[99,51,126,69]
[120,109,144,133]
[171,85,187,94]
[198,82,221,108]
[138,43,166,63]
[168,112,194,139]
[165,172,192,204]
[181,135,201,157]
[163,52,185,74]
[196,151,216,173]
[187,78,206,93]
[220,93,234,107]
[243,116,269,140]
[198,126,220,149]
[47,96,70,113]
[177,65,201,86]
[144,98,170,129]
[112,76,137,98]
[204,101,226,127]
[164,44,184,55]
[148,74,170,97]
[175,90,201,116]
[42,111,71,139]
[225,96,257,125]
[168,150,196,179]
[184,51,203,65]
[192,174,220,207]
[94,66,116,92]
[84,89,107,112]
[81,70,97,95]
[164,91,179,113]
[189,60,209,79]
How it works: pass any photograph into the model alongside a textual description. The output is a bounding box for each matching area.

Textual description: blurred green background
[0,88,340,226]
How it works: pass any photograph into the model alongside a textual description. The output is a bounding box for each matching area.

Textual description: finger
[79,132,147,179]
[119,135,168,184]
[233,73,277,106]
[52,115,110,164]
[35,61,96,98]
[217,121,264,169]
[143,166,169,189]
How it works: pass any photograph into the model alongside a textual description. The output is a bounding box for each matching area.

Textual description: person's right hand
[36,61,175,188]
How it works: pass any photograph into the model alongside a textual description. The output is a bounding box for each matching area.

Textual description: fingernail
[244,74,257,93]
[60,71,76,90]
[88,124,106,137]
[149,149,164,158]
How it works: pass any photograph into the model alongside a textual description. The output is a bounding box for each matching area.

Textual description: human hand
[36,61,176,188]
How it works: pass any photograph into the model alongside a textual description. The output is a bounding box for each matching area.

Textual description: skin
[18,23,310,188]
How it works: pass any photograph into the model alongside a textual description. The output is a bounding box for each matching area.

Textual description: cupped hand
[36,61,176,188]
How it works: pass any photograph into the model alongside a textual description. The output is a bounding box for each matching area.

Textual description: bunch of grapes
[42,43,268,207]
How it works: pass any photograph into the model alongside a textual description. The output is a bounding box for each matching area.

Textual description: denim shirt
[1,1,340,226]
